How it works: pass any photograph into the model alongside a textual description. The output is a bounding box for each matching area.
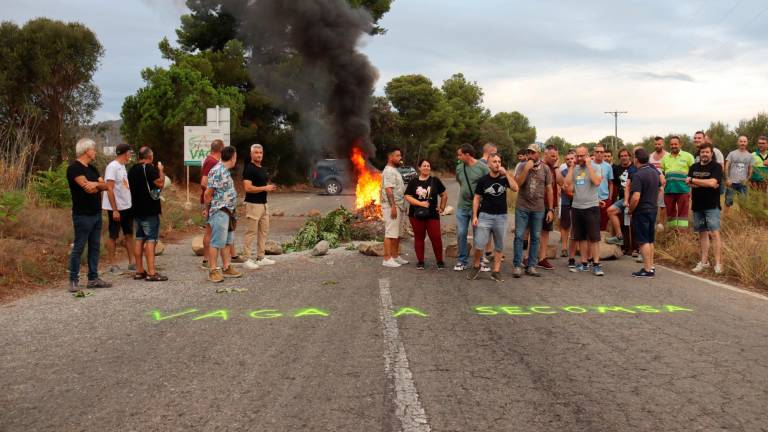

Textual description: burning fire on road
[350,144,382,219]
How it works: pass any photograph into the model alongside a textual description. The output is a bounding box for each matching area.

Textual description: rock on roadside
[191,235,205,256]
[358,241,385,257]
[265,240,283,255]
[312,240,330,256]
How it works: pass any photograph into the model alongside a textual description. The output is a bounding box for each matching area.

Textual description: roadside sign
[183,126,230,167]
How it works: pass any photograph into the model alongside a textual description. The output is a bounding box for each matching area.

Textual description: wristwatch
[546,208,554,213]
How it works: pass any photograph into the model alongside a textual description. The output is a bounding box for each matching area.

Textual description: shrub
[32,163,71,208]
[0,191,26,226]
[283,206,354,252]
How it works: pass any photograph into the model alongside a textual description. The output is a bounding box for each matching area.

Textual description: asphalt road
[2,179,767,432]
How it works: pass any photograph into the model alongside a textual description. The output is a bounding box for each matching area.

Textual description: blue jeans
[455,207,472,265]
[514,208,544,268]
[724,183,747,207]
[69,213,102,282]
[473,213,507,251]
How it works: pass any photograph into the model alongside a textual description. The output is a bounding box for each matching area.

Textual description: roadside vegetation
[656,190,768,293]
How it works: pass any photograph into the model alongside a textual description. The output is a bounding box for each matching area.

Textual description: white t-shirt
[102,160,132,211]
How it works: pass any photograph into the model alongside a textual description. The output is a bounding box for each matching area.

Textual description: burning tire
[325,179,342,195]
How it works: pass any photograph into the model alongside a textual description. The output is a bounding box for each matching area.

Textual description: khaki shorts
[383,206,405,239]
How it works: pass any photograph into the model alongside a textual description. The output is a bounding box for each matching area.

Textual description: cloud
[634,72,696,83]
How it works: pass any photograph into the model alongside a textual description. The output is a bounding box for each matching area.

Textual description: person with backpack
[405,159,448,270]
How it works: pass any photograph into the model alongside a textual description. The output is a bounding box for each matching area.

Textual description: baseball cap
[525,143,541,153]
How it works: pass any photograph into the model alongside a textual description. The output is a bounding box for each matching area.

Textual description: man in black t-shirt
[66,138,110,292]
[686,143,724,275]
[242,144,277,269]
[467,154,519,282]
[128,146,167,281]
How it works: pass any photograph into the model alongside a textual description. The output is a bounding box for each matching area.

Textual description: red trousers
[409,217,443,263]
[664,193,690,228]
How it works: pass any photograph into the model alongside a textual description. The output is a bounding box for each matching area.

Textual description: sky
[3,0,768,144]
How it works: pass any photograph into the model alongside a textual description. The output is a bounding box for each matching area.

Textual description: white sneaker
[480,263,491,272]
[692,262,710,273]
[383,259,401,268]
[257,257,276,266]
[243,259,260,270]
[394,256,409,265]
[481,256,490,265]
[453,263,467,271]
[714,264,723,275]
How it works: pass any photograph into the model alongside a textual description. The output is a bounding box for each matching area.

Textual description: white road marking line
[379,278,431,432]
[659,265,768,301]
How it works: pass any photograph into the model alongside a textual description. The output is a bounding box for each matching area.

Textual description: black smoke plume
[227,0,379,158]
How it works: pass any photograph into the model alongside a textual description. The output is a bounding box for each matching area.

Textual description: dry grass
[0,205,71,301]
[0,120,41,191]
[656,195,768,293]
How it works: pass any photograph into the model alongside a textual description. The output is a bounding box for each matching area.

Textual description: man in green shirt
[751,135,768,192]
[454,143,489,271]
[660,136,695,229]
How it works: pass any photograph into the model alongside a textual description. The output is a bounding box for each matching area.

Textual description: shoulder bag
[143,164,161,201]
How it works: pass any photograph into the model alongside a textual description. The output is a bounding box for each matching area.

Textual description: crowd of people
[380,132,768,281]
[65,131,767,290]
[66,138,277,291]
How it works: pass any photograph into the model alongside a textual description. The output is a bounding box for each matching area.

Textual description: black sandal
[133,272,147,280]
[145,273,168,282]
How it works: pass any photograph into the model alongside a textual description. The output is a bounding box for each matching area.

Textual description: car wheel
[325,180,342,195]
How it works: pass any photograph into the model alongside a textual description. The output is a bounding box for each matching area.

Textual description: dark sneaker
[525,267,541,277]
[436,261,445,270]
[230,255,246,264]
[605,235,624,246]
[68,280,79,293]
[490,271,504,282]
[416,262,425,270]
[512,267,522,278]
[467,266,481,280]
[537,259,554,270]
[133,272,147,280]
[145,273,169,282]
[592,264,605,276]
[570,262,588,273]
[567,258,576,269]
[87,278,112,289]
[632,269,655,278]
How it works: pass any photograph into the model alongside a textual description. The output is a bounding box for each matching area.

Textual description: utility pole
[604,110,628,151]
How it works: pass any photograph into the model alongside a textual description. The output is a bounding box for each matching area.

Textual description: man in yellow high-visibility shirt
[750,136,768,192]
[660,136,695,229]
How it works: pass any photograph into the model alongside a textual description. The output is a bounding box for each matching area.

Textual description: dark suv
[311,159,417,195]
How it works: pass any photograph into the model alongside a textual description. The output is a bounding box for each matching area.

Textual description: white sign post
[183,106,232,204]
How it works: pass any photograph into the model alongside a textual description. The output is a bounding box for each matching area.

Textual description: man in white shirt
[102,143,135,273]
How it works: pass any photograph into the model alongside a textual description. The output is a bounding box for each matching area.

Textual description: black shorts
[559,205,572,230]
[571,207,601,242]
[107,209,134,239]
[632,211,657,245]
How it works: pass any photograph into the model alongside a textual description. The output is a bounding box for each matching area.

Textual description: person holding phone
[128,146,167,282]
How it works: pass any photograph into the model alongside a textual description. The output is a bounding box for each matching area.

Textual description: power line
[604,110,628,151]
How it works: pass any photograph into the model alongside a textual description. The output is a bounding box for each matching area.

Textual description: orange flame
[350,145,382,210]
